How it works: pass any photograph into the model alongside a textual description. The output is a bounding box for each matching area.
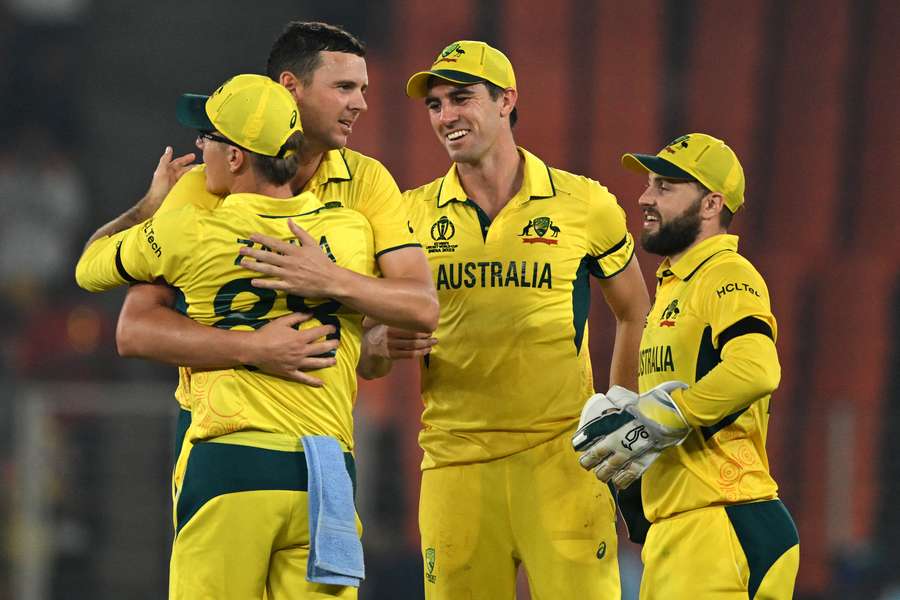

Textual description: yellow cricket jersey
[405,148,635,469]
[154,148,419,409]
[76,191,376,449]
[638,234,781,522]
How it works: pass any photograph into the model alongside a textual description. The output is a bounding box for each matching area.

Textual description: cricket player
[77,74,372,599]
[356,41,650,599]
[86,22,437,468]
[574,133,800,599]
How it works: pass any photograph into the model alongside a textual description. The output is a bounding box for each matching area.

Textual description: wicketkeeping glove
[572,381,691,489]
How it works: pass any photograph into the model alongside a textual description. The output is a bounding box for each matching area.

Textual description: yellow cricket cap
[406,40,516,98]
[176,74,302,158]
[621,133,746,211]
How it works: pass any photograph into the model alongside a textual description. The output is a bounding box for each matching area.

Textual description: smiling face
[638,174,709,257]
[424,81,513,165]
[293,51,368,152]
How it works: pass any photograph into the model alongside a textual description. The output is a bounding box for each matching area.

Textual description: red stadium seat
[848,0,900,254]
[501,0,576,169]
[584,0,665,235]
[681,0,768,254]
[760,0,852,259]
[389,0,476,190]
[796,254,898,594]
[750,252,815,483]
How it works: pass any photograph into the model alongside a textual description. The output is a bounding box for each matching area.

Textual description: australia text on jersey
[435,260,552,290]
[639,345,675,376]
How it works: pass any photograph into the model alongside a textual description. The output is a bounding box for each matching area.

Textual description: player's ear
[499,88,517,119]
[279,71,303,102]
[701,192,725,221]
[227,146,245,173]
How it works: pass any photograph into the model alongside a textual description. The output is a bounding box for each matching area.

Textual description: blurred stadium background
[1,0,897,598]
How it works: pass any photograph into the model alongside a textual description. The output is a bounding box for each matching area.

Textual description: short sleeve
[584,183,635,278]
[346,161,420,257]
[334,215,377,280]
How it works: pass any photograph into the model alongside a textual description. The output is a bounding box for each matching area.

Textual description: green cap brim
[406,69,489,98]
[621,153,696,180]
[176,94,214,131]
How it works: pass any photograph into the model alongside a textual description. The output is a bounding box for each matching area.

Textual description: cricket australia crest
[519,216,561,245]
[425,547,437,583]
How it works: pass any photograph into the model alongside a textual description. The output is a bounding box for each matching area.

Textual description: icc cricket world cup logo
[425,216,459,254]
[430,216,456,241]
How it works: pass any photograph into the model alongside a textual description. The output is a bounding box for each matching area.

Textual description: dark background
[1,0,897,598]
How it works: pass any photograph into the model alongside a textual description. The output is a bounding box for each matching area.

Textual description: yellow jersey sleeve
[156,164,222,214]
[75,231,131,291]
[341,217,376,278]
[75,207,198,292]
[700,259,778,346]
[674,260,781,427]
[153,163,219,411]
[584,184,635,278]
[342,157,419,257]
[672,335,781,428]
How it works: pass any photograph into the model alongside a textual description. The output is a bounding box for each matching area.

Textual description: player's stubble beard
[640,197,702,257]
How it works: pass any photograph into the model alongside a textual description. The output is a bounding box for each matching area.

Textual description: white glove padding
[607,448,662,490]
[571,386,637,453]
[572,381,691,489]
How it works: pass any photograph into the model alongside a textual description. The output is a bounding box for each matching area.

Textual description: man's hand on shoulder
[141,146,197,216]
[81,147,195,252]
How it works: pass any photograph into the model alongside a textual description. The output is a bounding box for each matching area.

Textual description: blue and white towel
[302,435,365,587]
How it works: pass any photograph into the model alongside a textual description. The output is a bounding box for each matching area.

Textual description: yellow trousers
[419,432,620,600]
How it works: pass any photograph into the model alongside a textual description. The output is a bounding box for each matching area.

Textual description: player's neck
[667,227,728,265]
[291,138,331,193]
[229,173,294,199]
[456,136,523,219]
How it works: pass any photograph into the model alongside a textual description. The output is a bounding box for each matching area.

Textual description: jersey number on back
[211,278,342,352]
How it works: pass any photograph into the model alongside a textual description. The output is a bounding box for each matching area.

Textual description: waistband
[176,436,357,534]
[654,497,782,524]
[205,430,352,453]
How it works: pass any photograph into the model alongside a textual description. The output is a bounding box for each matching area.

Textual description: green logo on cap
[440,43,466,60]
[663,135,690,154]
[438,42,466,62]
[290,110,298,128]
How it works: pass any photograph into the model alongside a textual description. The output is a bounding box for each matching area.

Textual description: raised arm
[82,148,195,250]
[76,148,196,291]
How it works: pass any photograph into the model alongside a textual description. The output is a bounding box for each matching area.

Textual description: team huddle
[75,21,799,600]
